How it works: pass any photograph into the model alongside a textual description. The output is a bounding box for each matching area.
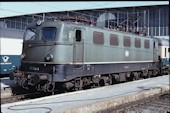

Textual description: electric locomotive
[10,19,162,92]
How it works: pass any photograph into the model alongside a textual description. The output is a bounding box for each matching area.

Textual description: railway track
[1,87,52,104]
[102,91,170,113]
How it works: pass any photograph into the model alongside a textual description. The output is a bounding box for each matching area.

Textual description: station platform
[1,77,17,99]
[1,77,16,88]
[1,75,169,113]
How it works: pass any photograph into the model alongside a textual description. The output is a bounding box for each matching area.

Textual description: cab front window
[42,27,57,41]
[24,28,36,41]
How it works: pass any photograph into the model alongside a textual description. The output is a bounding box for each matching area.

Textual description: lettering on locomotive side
[124,66,129,69]
[29,66,40,71]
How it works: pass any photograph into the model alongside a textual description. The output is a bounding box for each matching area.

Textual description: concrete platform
[1,75,170,113]
[1,77,16,88]
[1,77,16,98]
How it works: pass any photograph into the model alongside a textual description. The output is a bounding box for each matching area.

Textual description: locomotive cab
[22,21,62,62]
[11,20,86,92]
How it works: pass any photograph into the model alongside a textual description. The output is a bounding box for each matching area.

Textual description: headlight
[21,53,26,59]
[40,75,48,80]
[44,54,53,62]
[37,20,42,25]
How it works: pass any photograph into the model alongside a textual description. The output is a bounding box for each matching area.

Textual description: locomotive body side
[84,27,157,63]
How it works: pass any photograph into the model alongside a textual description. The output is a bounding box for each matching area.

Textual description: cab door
[153,41,159,62]
[73,29,84,65]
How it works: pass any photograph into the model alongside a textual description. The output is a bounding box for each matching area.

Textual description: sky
[0,1,169,18]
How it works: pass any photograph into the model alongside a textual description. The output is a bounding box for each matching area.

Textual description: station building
[0,4,169,39]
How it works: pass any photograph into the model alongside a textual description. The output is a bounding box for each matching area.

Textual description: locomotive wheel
[133,72,140,80]
[43,82,55,92]
[148,71,152,78]
[99,79,105,86]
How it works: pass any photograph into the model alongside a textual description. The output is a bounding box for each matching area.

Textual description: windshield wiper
[42,35,47,42]
[29,35,35,40]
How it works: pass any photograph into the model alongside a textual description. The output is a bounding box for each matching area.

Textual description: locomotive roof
[27,20,155,40]
[59,20,152,38]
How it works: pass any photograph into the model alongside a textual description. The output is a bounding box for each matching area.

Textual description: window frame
[123,36,131,47]
[144,39,150,49]
[24,28,36,41]
[135,38,141,48]
[42,27,57,41]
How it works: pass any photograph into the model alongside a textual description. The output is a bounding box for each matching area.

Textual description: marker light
[45,54,53,62]
[21,53,26,59]
[37,20,42,26]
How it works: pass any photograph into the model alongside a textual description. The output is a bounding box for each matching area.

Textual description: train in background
[8,18,170,92]
[0,28,24,76]
[156,38,170,75]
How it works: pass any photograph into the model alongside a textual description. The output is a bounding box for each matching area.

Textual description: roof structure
[0,1,169,18]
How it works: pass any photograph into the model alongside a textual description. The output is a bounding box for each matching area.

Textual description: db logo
[2,56,9,63]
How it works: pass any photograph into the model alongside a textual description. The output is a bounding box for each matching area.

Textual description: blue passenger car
[0,28,24,75]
